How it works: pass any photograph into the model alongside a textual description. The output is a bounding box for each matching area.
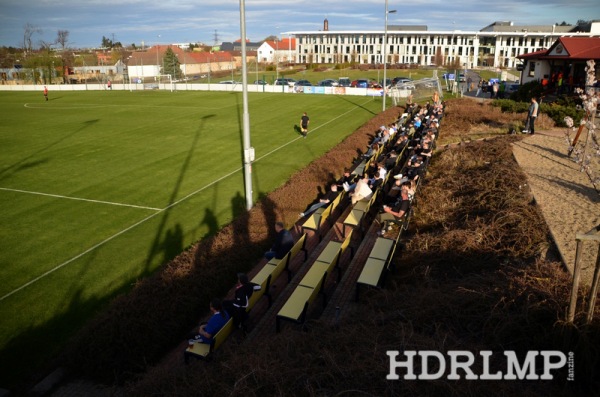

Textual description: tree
[23,23,41,54]
[55,30,70,83]
[56,30,69,51]
[161,47,182,79]
[101,36,113,49]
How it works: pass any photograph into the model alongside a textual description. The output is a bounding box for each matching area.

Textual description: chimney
[324,18,329,31]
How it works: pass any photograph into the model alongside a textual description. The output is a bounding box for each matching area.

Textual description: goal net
[143,75,174,91]
[390,77,443,106]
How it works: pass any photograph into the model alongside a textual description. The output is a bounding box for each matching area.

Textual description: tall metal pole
[382,2,396,112]
[239,0,253,210]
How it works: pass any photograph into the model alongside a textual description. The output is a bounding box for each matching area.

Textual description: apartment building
[286,20,600,69]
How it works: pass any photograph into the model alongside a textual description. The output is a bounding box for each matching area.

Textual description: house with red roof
[126,45,245,81]
[257,38,296,64]
[518,37,600,91]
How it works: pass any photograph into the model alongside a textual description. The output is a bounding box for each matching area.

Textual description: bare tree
[56,30,69,51]
[23,23,42,54]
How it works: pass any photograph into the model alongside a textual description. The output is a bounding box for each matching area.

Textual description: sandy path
[512,128,600,287]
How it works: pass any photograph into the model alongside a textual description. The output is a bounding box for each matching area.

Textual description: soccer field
[0,90,382,385]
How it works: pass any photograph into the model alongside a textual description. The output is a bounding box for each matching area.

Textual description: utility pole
[239,0,253,210]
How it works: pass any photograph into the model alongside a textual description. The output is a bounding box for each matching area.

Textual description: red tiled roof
[264,38,296,51]
[558,37,600,59]
[518,37,600,60]
[127,46,234,65]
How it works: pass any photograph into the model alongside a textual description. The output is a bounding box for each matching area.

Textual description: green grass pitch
[0,89,383,387]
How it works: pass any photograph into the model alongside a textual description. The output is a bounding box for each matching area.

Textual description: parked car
[253,80,268,85]
[459,73,466,82]
[351,79,370,88]
[274,78,296,86]
[380,78,392,87]
[219,80,237,84]
[392,76,412,85]
[338,77,351,87]
[295,79,313,86]
[317,79,338,87]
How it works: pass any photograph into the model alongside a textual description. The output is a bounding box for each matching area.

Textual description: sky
[1,0,599,49]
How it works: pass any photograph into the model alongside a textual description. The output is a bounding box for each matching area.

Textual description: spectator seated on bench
[299,184,340,219]
[343,176,373,206]
[249,233,308,307]
[185,298,231,362]
[264,221,294,260]
[376,187,410,237]
[336,168,355,190]
[301,190,343,242]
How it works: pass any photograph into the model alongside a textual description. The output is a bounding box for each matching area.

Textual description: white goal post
[155,74,174,92]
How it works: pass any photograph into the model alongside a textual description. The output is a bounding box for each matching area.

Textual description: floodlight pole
[382,2,396,112]
[240,0,253,210]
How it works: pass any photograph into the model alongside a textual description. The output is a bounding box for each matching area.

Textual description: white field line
[1,97,374,301]
[0,187,162,211]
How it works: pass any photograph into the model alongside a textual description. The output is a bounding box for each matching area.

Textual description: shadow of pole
[143,114,215,271]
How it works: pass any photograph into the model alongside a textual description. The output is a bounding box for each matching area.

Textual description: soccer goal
[390,77,443,106]
[156,74,175,92]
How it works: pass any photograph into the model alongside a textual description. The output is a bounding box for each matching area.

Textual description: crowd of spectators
[187,91,445,353]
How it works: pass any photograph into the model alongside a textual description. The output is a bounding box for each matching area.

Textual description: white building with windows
[257,38,296,64]
[285,20,600,69]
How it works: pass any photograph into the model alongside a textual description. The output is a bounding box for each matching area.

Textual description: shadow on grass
[0,119,99,182]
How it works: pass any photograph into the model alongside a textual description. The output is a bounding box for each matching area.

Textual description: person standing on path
[476,79,483,97]
[524,97,539,134]
[300,112,310,138]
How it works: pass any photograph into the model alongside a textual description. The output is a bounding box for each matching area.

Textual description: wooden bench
[301,192,343,241]
[276,230,354,332]
[342,190,379,237]
[184,317,235,362]
[355,226,404,301]
[352,158,367,177]
[249,233,308,308]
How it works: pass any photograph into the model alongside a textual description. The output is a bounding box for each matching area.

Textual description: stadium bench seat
[355,231,402,301]
[276,230,353,332]
[249,233,308,307]
[301,192,343,241]
[342,190,378,237]
[184,317,235,362]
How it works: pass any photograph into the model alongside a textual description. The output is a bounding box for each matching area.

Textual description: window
[528,61,535,77]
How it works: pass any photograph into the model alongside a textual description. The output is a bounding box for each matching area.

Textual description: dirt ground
[512,128,600,287]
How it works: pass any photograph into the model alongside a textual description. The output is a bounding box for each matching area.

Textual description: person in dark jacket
[264,222,294,260]
[223,273,260,328]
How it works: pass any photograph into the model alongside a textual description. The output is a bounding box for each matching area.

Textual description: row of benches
[274,111,422,332]
[276,229,354,332]
[185,105,433,359]
[185,232,309,360]
[353,113,434,301]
